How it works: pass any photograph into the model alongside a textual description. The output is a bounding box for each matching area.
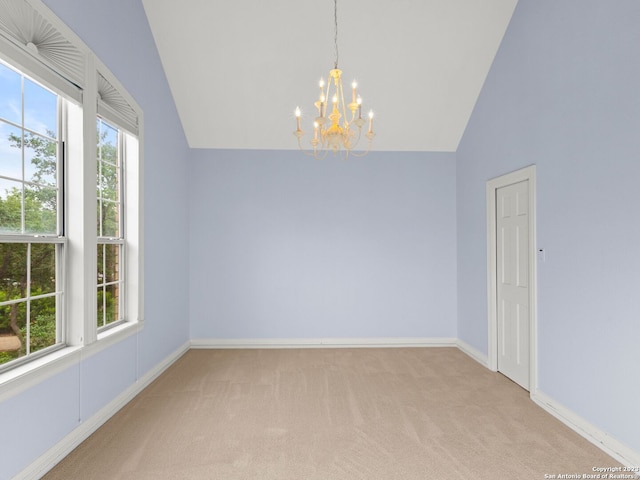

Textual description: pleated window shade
[0,0,84,101]
[0,0,139,134]
[97,72,139,135]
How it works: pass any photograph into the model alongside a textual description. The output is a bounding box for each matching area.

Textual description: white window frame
[94,59,143,345]
[0,57,68,370]
[96,117,126,332]
[0,0,144,399]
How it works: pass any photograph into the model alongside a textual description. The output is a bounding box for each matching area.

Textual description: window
[0,60,64,367]
[0,0,143,379]
[96,118,124,330]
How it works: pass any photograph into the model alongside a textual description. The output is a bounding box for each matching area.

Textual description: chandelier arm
[350,122,364,149]
[310,146,330,160]
[315,148,330,160]
[338,75,349,131]
[324,75,332,121]
[297,136,330,160]
[349,136,375,157]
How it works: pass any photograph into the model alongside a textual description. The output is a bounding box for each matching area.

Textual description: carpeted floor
[43,348,620,479]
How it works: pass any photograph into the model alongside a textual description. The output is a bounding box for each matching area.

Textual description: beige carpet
[44,348,620,479]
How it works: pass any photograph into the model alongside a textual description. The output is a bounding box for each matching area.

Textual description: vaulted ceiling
[141,0,518,152]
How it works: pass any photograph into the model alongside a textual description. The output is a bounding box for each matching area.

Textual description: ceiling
[141,0,518,152]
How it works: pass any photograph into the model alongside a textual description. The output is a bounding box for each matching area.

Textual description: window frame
[0,0,144,393]
[96,117,126,332]
[0,59,68,371]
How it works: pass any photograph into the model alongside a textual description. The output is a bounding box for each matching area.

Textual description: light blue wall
[189,149,457,340]
[0,1,191,478]
[0,366,79,478]
[457,0,640,453]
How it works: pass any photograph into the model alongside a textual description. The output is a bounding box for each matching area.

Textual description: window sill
[89,319,143,359]
[0,345,83,402]
[0,320,144,403]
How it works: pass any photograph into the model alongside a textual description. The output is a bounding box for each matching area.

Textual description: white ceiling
[141,0,518,152]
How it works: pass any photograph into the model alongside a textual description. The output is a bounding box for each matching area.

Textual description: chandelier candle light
[294,0,375,158]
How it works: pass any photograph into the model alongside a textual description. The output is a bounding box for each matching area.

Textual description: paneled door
[496,180,530,390]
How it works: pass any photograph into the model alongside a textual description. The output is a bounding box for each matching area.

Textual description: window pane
[24,186,57,234]
[31,243,56,295]
[0,243,27,365]
[96,199,101,236]
[0,243,27,301]
[0,62,21,125]
[24,78,57,138]
[105,244,120,283]
[25,132,57,186]
[0,178,22,234]
[99,162,119,202]
[0,301,26,365]
[98,121,118,164]
[97,286,104,327]
[105,283,119,324]
[101,200,119,238]
[0,121,24,182]
[97,244,105,284]
[29,296,56,352]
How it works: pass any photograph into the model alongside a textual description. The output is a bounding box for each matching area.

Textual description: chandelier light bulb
[295,107,302,132]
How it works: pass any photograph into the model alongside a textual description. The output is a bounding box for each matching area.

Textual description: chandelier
[293,0,375,159]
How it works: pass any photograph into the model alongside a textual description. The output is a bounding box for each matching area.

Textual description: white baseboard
[191,337,458,349]
[18,340,190,480]
[455,339,489,368]
[532,391,640,471]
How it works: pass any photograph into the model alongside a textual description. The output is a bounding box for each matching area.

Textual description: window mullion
[119,130,125,238]
[65,55,97,346]
[83,57,98,345]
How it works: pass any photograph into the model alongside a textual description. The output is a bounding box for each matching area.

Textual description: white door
[496,180,530,390]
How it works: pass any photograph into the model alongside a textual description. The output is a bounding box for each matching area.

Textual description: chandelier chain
[334,0,339,69]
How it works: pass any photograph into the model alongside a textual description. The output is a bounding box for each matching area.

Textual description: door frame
[486,165,538,393]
